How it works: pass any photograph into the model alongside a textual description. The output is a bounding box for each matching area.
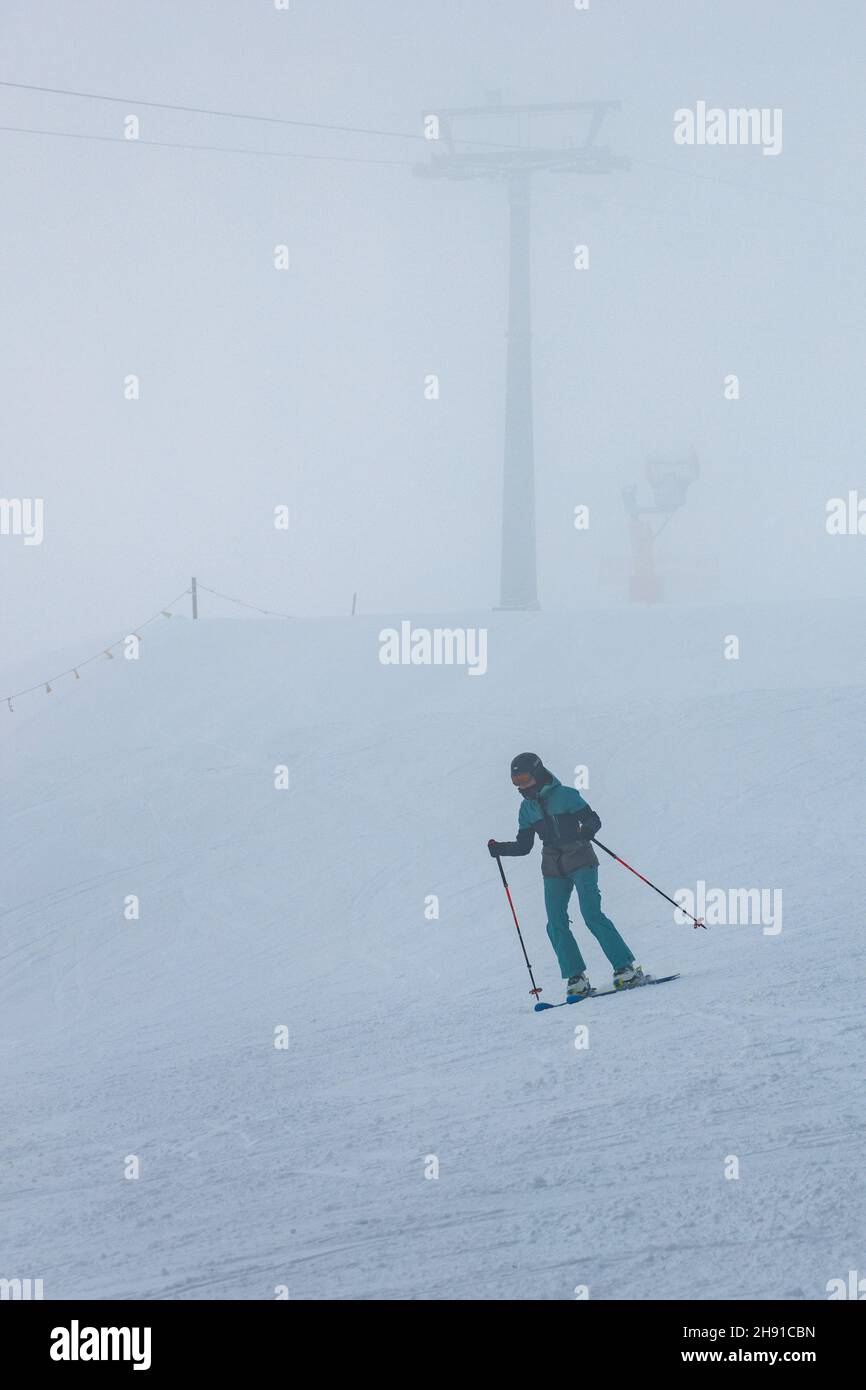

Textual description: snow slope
[2,601,865,1300]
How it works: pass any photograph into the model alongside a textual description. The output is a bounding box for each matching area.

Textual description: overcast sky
[2,0,864,664]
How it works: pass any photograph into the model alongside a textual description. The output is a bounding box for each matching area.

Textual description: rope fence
[4,578,296,711]
[197,583,295,619]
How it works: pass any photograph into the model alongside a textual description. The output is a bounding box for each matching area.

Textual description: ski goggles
[511,771,537,789]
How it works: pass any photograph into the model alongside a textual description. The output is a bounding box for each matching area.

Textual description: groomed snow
[2,601,864,1299]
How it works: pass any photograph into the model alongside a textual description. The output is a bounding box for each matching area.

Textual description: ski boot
[566,972,592,1002]
[612,963,646,990]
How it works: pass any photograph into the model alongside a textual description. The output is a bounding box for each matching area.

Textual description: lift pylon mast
[416,99,628,610]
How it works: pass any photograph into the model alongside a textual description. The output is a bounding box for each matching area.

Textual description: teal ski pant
[543,865,634,979]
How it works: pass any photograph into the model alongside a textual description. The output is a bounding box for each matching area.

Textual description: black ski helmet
[510,752,550,792]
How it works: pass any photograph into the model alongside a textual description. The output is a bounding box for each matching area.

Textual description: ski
[533,973,681,1011]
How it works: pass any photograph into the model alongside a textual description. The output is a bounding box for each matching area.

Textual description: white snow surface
[2,602,865,1300]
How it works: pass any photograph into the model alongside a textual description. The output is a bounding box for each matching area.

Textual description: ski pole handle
[489,841,509,888]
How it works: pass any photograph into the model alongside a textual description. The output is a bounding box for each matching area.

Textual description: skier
[488,752,644,1001]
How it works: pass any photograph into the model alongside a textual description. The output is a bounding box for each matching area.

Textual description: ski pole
[489,845,543,999]
[592,838,707,929]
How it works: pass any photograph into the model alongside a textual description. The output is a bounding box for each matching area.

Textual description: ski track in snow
[1,605,864,1299]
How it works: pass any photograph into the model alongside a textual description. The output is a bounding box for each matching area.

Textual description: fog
[2,0,864,664]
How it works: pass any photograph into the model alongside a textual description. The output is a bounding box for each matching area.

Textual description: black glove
[576,809,601,841]
[487,839,501,858]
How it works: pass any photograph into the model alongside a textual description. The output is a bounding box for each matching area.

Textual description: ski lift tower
[415,98,628,610]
